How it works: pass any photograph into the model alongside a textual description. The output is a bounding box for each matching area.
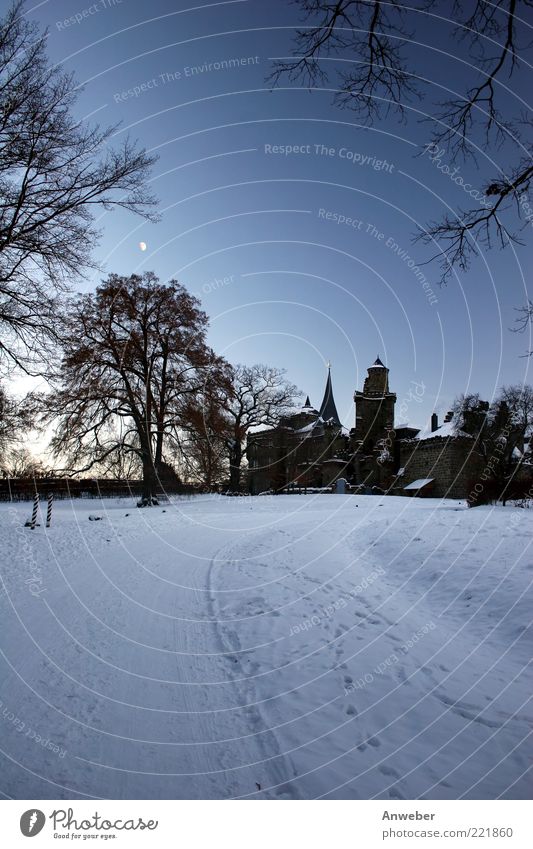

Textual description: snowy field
[0,493,531,800]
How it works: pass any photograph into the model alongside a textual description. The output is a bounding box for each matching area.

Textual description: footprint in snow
[389,787,405,799]
[275,783,298,799]
[396,668,410,685]
[379,765,400,778]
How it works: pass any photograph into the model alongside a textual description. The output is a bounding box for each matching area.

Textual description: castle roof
[318,367,342,427]
[414,418,472,441]
[370,356,386,368]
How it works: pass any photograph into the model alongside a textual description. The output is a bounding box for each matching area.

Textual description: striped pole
[30,492,39,530]
[46,493,53,528]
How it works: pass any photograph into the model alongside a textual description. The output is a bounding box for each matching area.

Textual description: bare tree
[512,299,533,353]
[0,1,158,371]
[2,446,48,478]
[33,273,223,504]
[270,0,418,121]
[221,364,301,492]
[453,385,533,503]
[270,0,533,282]
[0,380,29,469]
[178,366,233,489]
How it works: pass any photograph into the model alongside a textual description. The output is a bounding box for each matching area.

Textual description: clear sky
[27,0,533,430]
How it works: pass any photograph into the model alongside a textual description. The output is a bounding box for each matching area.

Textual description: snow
[247,423,273,435]
[403,478,434,491]
[284,406,317,418]
[295,421,319,433]
[0,494,531,800]
[415,419,472,441]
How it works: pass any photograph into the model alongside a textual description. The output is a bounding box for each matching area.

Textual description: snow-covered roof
[295,416,347,435]
[248,423,274,434]
[404,478,434,490]
[295,420,320,434]
[285,406,317,417]
[414,418,472,442]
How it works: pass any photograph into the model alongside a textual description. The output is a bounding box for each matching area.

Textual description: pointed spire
[371,356,385,367]
[318,366,341,426]
[304,395,311,407]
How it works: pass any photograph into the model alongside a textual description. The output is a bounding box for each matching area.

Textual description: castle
[247,359,490,498]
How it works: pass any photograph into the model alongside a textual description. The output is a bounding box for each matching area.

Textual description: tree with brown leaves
[35,273,223,504]
[179,368,233,489]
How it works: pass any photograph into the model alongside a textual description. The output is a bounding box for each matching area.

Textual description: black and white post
[30,492,39,530]
[46,493,53,528]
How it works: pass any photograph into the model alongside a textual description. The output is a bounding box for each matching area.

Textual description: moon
[139,241,147,251]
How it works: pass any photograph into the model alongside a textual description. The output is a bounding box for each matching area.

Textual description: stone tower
[353,357,396,451]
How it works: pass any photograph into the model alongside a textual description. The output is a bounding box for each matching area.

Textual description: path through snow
[0,494,531,799]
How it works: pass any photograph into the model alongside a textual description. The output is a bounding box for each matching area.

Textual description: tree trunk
[229,442,242,492]
[140,441,158,505]
[205,446,213,490]
[154,420,164,473]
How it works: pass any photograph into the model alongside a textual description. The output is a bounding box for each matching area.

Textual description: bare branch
[269,0,419,122]
[0,1,159,370]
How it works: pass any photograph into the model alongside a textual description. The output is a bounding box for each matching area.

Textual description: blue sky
[28,0,533,430]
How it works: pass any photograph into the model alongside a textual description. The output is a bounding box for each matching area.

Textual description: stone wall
[247,426,348,493]
[399,436,483,499]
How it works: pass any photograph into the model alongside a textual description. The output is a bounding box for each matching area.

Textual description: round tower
[353,357,396,451]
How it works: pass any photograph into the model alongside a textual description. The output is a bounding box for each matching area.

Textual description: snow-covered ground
[0,493,531,800]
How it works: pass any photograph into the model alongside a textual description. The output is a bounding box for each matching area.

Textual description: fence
[0,477,197,502]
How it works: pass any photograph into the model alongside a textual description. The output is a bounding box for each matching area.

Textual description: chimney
[444,410,453,423]
[431,413,438,432]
